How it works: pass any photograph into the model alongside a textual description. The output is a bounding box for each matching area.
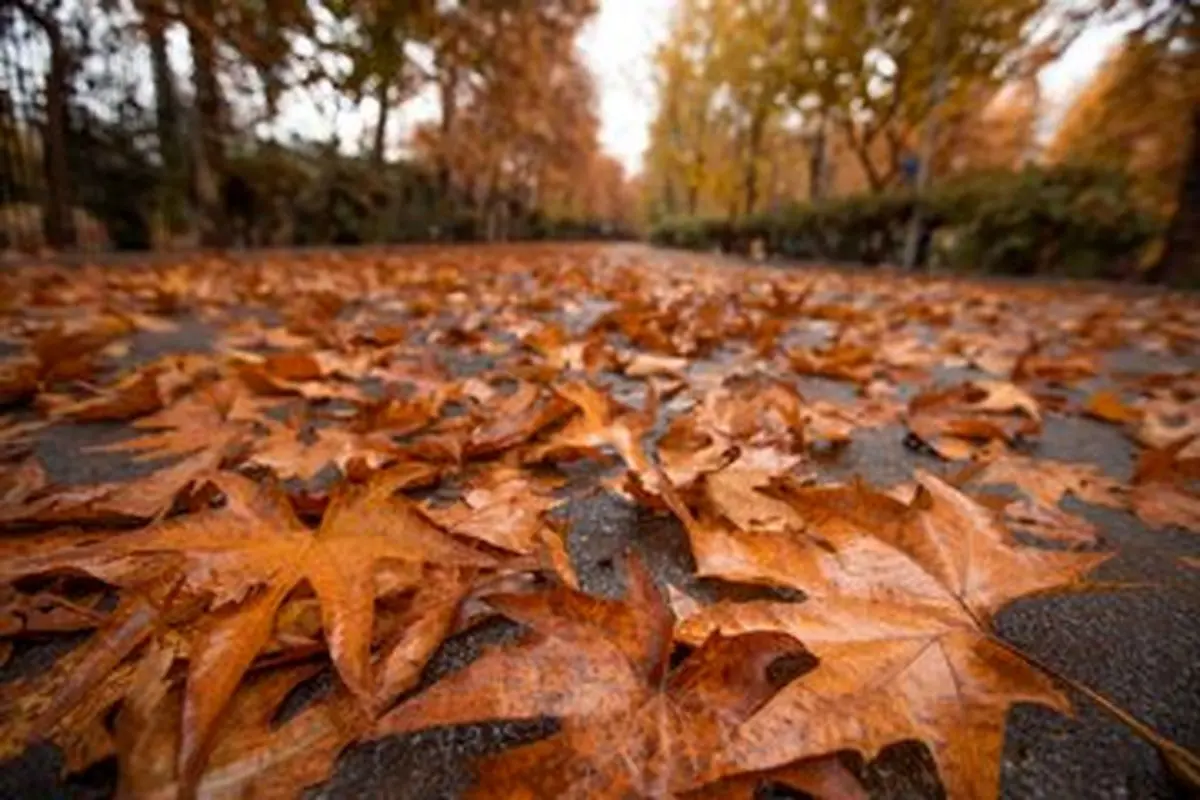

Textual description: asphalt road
[0,251,1197,800]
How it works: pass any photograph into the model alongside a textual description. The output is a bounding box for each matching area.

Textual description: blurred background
[0,0,1196,282]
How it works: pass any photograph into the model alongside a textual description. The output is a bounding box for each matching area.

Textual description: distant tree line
[642,0,1198,283]
[0,0,636,253]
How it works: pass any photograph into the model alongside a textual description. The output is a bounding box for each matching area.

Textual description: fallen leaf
[1130,436,1200,532]
[376,557,811,798]
[1000,497,1101,548]
[421,465,562,554]
[965,453,1127,510]
[0,468,493,784]
[676,472,1109,798]
[907,381,1041,460]
[1084,390,1142,425]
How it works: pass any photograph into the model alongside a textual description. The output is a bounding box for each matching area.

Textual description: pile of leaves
[0,245,1197,798]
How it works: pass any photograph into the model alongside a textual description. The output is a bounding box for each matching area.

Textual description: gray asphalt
[0,259,1198,800]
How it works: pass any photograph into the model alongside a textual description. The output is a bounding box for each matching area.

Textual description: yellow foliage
[1047,40,1197,215]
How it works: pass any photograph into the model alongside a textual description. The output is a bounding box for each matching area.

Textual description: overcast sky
[274,0,1132,176]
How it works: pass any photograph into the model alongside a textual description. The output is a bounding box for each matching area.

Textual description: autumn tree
[708,0,791,216]
[4,0,80,248]
[643,0,1056,221]
[643,0,736,219]
[1049,40,1191,213]
[165,0,315,245]
[325,0,435,165]
[413,1,602,239]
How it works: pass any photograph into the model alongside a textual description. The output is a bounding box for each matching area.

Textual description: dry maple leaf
[996,497,1101,548]
[674,472,1110,799]
[0,445,229,526]
[787,342,876,384]
[375,557,831,799]
[656,378,812,492]
[117,653,365,799]
[0,466,495,785]
[29,313,136,383]
[420,464,563,554]
[701,455,811,535]
[1012,347,1097,385]
[524,380,655,471]
[1129,436,1200,532]
[657,413,739,488]
[249,417,402,481]
[962,452,1127,511]
[906,381,1041,460]
[40,355,209,422]
[89,379,260,463]
[466,382,574,458]
[231,351,367,403]
[1083,390,1142,426]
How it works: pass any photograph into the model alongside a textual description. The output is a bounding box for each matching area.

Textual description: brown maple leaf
[40,355,209,422]
[1130,436,1200,532]
[375,557,826,799]
[906,380,1041,460]
[0,467,494,784]
[30,313,136,383]
[787,342,876,384]
[655,378,811,492]
[0,445,230,526]
[117,652,364,799]
[674,472,1109,798]
[466,381,574,458]
[961,452,1127,511]
[249,417,402,481]
[524,380,655,469]
[997,496,1101,548]
[231,351,367,403]
[1083,389,1142,426]
[1012,346,1097,385]
[88,379,259,462]
[421,464,564,554]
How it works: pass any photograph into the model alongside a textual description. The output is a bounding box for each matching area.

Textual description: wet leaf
[676,472,1110,798]
[376,557,811,798]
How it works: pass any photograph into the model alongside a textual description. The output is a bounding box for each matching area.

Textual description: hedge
[649,167,1160,278]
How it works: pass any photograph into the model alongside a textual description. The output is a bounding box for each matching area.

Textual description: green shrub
[649,166,1159,279]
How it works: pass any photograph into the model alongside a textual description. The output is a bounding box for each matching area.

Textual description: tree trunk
[1150,104,1200,285]
[902,0,952,269]
[145,0,186,240]
[187,0,228,247]
[842,121,887,194]
[809,115,827,202]
[436,70,458,203]
[42,26,74,248]
[146,2,180,170]
[686,149,705,216]
[742,110,768,217]
[372,79,390,165]
[15,1,75,248]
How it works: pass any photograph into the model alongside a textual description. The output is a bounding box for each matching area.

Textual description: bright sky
[578,0,676,176]
[270,0,1132,177]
